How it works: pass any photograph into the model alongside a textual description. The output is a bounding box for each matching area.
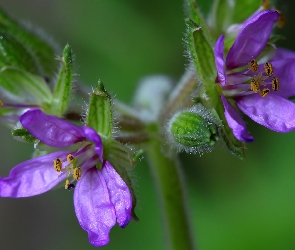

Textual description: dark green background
[1,0,295,249]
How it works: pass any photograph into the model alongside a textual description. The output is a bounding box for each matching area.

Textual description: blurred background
[0,0,295,249]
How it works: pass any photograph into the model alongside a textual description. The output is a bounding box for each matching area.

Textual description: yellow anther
[250,78,260,93]
[73,168,82,181]
[67,154,75,163]
[64,179,75,190]
[264,62,273,77]
[260,88,270,98]
[276,10,286,28]
[272,77,280,91]
[65,179,70,189]
[53,158,62,172]
[262,0,269,10]
[0,100,3,108]
[249,59,258,72]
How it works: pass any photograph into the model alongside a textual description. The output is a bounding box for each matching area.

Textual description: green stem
[147,139,196,250]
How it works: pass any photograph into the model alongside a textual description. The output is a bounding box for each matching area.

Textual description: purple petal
[226,10,279,70]
[82,126,103,161]
[271,48,295,61]
[0,151,68,197]
[267,59,295,98]
[236,94,295,132]
[101,161,132,228]
[221,96,253,142]
[74,168,116,247]
[20,109,85,147]
[214,35,226,86]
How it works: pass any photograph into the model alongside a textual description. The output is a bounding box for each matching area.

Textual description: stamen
[73,168,82,180]
[264,62,273,77]
[65,179,75,190]
[260,88,270,98]
[272,77,280,91]
[67,154,75,163]
[249,59,258,72]
[250,78,260,93]
[0,100,3,108]
[53,158,62,172]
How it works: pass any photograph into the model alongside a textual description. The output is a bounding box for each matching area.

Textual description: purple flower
[214,10,295,141]
[0,109,133,247]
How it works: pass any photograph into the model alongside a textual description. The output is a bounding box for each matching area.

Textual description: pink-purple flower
[214,10,295,142]
[0,109,133,247]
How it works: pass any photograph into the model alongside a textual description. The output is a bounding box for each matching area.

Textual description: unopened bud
[167,104,221,154]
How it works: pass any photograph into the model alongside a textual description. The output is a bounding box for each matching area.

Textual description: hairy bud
[167,104,221,154]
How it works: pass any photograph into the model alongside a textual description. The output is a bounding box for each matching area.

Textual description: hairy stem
[147,138,196,250]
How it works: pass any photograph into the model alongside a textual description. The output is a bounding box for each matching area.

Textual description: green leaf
[0,28,39,73]
[0,7,57,78]
[0,67,52,105]
[186,18,216,81]
[86,80,113,138]
[51,44,73,116]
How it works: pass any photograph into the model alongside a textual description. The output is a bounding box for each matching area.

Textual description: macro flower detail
[0,109,133,247]
[214,10,295,141]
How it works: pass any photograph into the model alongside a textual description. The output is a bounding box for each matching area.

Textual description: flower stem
[147,139,196,250]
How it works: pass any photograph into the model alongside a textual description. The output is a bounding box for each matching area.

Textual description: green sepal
[104,140,135,170]
[86,80,112,138]
[51,44,73,116]
[186,18,216,82]
[185,0,214,43]
[0,67,52,105]
[0,7,57,78]
[12,127,36,143]
[0,29,39,73]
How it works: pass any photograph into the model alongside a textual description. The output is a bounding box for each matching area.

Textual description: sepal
[185,19,216,82]
[12,127,36,143]
[51,44,73,116]
[86,80,113,138]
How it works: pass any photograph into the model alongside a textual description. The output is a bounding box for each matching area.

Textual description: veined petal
[226,10,279,70]
[237,94,295,132]
[221,96,253,142]
[74,168,116,247]
[214,35,226,86]
[82,126,103,161]
[271,48,295,61]
[0,151,68,197]
[20,109,85,147]
[101,161,132,228]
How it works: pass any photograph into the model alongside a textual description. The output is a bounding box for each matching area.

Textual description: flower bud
[167,104,221,154]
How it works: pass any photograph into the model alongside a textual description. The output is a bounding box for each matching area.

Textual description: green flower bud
[167,104,221,154]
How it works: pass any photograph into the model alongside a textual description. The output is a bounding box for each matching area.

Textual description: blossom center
[248,60,279,98]
[53,153,82,191]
